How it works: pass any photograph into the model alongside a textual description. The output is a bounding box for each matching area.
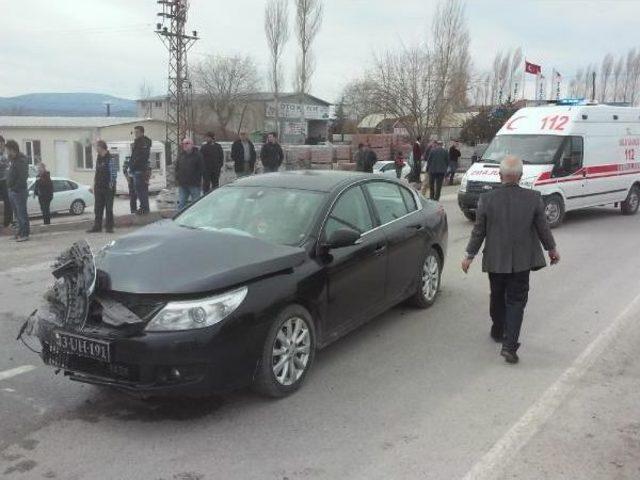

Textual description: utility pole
[155,0,198,169]
[591,72,597,102]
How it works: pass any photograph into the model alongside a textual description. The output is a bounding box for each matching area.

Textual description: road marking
[0,365,37,382]
[461,290,640,480]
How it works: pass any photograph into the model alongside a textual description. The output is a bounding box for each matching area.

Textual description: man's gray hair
[500,155,523,179]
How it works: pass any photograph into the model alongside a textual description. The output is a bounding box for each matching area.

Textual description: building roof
[0,116,165,129]
[358,114,394,129]
[359,111,479,130]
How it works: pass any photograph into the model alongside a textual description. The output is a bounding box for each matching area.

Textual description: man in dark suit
[462,156,560,364]
[425,140,449,200]
[201,132,224,193]
[231,132,256,177]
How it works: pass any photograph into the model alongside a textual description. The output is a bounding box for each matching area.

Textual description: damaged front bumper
[19,241,258,396]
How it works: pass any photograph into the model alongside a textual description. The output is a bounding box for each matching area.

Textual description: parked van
[107,141,167,195]
[458,104,640,227]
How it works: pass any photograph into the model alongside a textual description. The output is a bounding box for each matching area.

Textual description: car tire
[621,185,640,215]
[544,195,564,228]
[254,305,316,398]
[411,247,442,309]
[462,209,476,222]
[70,200,85,216]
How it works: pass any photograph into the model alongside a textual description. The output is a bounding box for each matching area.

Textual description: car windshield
[482,135,564,165]
[175,186,326,246]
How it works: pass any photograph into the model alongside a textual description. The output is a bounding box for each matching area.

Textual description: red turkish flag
[525,61,542,75]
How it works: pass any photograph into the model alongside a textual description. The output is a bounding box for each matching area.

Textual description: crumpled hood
[95,220,307,295]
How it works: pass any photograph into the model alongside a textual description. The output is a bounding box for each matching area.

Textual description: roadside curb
[0,210,175,237]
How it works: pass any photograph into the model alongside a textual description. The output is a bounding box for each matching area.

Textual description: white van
[107,141,167,195]
[458,103,640,227]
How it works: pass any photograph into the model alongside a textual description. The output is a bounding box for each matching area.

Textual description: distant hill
[0,93,137,117]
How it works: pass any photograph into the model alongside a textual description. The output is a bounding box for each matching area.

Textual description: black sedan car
[24,171,448,397]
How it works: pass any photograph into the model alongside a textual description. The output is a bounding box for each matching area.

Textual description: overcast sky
[1,0,639,101]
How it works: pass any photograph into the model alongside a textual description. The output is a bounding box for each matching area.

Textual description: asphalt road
[1,189,639,480]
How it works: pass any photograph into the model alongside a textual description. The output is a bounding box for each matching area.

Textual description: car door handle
[374,244,387,255]
[407,224,424,231]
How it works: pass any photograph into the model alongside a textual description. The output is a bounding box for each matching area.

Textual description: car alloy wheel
[70,200,85,215]
[411,247,441,308]
[621,186,639,215]
[254,305,316,397]
[543,195,564,228]
[271,317,311,386]
[422,253,440,303]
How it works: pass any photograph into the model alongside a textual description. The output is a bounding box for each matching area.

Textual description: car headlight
[460,174,468,192]
[145,286,248,332]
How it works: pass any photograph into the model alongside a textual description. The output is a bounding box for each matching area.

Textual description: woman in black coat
[33,163,53,225]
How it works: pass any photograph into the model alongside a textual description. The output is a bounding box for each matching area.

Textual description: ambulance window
[556,136,583,177]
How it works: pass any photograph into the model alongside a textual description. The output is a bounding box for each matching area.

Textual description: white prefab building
[0,116,166,187]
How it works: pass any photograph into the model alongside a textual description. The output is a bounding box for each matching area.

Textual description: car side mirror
[322,228,361,250]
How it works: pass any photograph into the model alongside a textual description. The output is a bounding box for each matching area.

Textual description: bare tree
[340,79,378,121]
[138,79,154,117]
[508,47,523,100]
[368,44,437,139]
[265,0,290,136]
[600,53,614,101]
[192,54,261,137]
[613,55,624,102]
[294,0,323,94]
[431,0,471,129]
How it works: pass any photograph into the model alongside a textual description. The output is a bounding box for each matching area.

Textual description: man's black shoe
[500,348,519,364]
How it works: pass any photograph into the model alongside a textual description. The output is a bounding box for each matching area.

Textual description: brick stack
[351,134,406,162]
[285,146,312,169]
[310,146,334,170]
[335,161,357,171]
[334,145,352,162]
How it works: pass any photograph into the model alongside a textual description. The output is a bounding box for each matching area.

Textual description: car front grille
[467,181,500,194]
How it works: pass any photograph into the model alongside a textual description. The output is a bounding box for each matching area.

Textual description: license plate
[54,331,111,362]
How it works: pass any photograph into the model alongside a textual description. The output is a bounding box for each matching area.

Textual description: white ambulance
[458,103,640,227]
[107,141,167,195]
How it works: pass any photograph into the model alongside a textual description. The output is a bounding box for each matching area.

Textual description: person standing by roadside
[354,143,366,172]
[394,151,405,179]
[175,138,203,211]
[420,140,436,196]
[231,132,257,178]
[260,132,284,173]
[201,132,224,193]
[0,136,13,228]
[413,136,423,172]
[364,144,377,173]
[425,140,449,201]
[88,141,117,233]
[462,156,560,364]
[130,126,151,215]
[448,140,462,185]
[5,140,30,241]
[122,158,138,214]
[33,163,53,225]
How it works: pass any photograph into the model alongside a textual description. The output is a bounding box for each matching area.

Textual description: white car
[373,160,412,179]
[27,177,94,217]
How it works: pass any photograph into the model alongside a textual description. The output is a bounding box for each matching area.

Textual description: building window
[154,101,163,108]
[75,142,94,170]
[24,140,42,165]
[154,152,162,170]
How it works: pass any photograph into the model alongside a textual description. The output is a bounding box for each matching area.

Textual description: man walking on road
[364,144,377,173]
[0,135,13,228]
[130,126,151,215]
[175,138,203,211]
[260,132,284,173]
[425,140,449,201]
[462,156,560,364]
[5,140,30,242]
[88,140,117,233]
[448,140,461,185]
[231,132,256,178]
[201,132,224,193]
